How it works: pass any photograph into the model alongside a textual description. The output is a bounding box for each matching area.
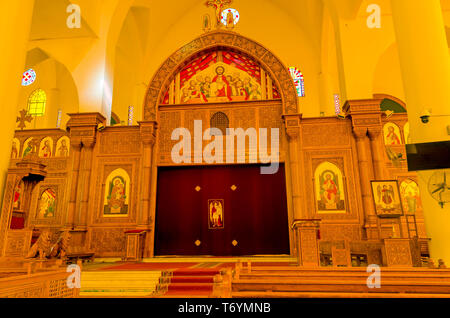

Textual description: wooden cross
[16,109,34,130]
[205,0,233,28]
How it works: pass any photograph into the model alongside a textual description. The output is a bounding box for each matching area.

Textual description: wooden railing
[0,269,79,298]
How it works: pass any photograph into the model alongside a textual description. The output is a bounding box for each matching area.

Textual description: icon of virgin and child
[181,65,262,104]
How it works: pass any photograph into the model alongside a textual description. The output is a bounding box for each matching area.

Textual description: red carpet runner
[163,269,221,297]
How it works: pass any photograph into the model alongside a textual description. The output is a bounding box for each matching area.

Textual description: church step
[166,269,221,276]
[163,276,215,284]
[80,270,162,297]
[238,273,450,282]
[233,279,450,294]
[231,291,450,298]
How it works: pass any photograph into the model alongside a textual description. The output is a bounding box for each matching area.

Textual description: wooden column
[368,127,386,180]
[138,121,158,257]
[284,114,308,258]
[65,142,81,229]
[66,113,106,231]
[344,99,383,239]
[292,219,321,267]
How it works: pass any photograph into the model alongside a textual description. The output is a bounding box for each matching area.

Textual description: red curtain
[155,164,290,256]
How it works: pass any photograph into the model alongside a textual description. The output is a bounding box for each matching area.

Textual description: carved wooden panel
[320,225,361,241]
[384,239,413,267]
[158,102,285,166]
[29,179,67,227]
[301,120,352,148]
[88,228,127,257]
[158,111,182,164]
[91,158,140,225]
[4,230,32,257]
[299,229,319,266]
[99,129,141,155]
[305,150,361,221]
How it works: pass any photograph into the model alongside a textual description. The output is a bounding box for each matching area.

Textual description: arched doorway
[144,31,299,257]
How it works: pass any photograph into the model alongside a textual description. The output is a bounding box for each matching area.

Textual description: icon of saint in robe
[378,185,395,210]
[386,126,401,145]
[107,178,126,214]
[320,173,339,210]
[209,200,224,229]
[40,140,52,158]
[23,143,33,158]
[38,189,56,218]
[11,141,18,159]
[212,66,232,101]
[58,139,69,157]
[13,181,23,209]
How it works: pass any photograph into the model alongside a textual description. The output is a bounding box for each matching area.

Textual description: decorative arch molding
[143,31,299,120]
[373,94,407,110]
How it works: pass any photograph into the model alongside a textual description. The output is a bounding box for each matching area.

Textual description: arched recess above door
[143,30,299,120]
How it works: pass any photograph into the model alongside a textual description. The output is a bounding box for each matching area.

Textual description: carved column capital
[139,121,158,146]
[353,127,368,140]
[67,113,106,149]
[283,113,302,140]
[367,127,382,141]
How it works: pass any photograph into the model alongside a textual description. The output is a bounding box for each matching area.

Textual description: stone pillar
[66,113,106,230]
[0,0,35,209]
[391,0,450,264]
[292,219,321,267]
[138,121,157,257]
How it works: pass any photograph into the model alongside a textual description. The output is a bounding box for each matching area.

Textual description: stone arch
[143,30,299,120]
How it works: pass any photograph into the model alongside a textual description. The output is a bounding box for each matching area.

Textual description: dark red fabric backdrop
[155,164,290,256]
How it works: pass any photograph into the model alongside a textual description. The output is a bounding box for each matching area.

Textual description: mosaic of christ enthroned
[162,50,280,105]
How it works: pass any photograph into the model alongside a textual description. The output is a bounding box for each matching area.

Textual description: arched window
[28,89,46,117]
[289,67,305,97]
[210,112,229,135]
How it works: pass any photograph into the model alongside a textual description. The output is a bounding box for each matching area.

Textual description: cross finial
[16,109,34,130]
[205,0,233,28]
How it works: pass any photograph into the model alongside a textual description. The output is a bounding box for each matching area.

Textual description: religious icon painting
[314,161,346,213]
[37,188,57,218]
[208,199,224,229]
[383,122,403,145]
[13,180,24,210]
[371,180,404,218]
[38,137,53,158]
[56,136,70,157]
[22,137,34,158]
[399,179,422,215]
[103,168,130,217]
[172,49,269,106]
[403,122,411,144]
[11,138,20,159]
[202,14,211,32]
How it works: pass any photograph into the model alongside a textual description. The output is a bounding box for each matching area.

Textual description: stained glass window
[128,106,134,126]
[56,109,62,128]
[289,67,305,97]
[28,89,46,117]
[221,8,240,26]
[334,94,341,115]
[22,69,36,86]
